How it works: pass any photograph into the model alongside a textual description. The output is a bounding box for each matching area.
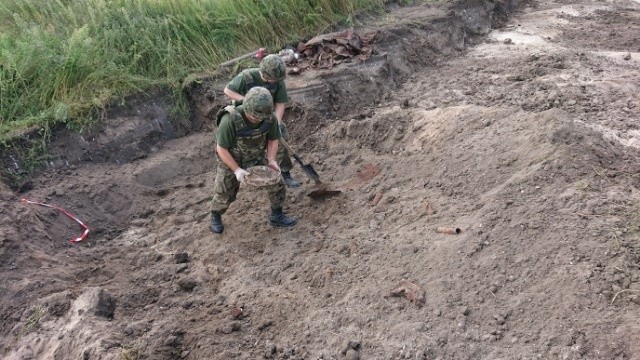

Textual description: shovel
[279,138,321,184]
[278,139,342,199]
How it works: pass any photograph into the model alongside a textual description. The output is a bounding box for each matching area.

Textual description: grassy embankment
[0,0,387,159]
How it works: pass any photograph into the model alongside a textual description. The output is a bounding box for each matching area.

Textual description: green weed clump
[0,0,386,143]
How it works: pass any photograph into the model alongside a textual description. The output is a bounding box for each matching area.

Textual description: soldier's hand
[234,168,250,183]
[268,160,280,172]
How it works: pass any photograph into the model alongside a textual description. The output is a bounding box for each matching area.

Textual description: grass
[574,180,593,191]
[20,306,45,336]
[623,203,640,235]
[122,342,141,360]
[0,0,390,144]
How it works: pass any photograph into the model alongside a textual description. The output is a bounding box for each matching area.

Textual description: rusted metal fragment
[435,227,461,235]
[388,279,425,307]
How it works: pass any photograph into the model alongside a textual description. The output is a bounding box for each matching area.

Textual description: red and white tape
[21,198,90,243]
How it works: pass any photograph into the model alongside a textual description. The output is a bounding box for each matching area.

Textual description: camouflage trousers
[210,157,286,215]
[277,122,293,173]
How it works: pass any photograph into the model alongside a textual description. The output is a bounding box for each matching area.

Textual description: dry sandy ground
[2,0,640,359]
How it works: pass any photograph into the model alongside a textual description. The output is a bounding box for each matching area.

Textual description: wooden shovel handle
[278,138,296,157]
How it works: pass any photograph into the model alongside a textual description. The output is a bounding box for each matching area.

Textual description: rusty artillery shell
[435,227,461,235]
[371,191,384,206]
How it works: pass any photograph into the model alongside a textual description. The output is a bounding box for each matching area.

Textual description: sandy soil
[2,0,640,359]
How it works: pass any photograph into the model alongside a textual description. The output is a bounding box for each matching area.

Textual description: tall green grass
[0,0,386,142]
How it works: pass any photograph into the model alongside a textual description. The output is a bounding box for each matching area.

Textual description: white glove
[268,160,280,172]
[234,168,250,183]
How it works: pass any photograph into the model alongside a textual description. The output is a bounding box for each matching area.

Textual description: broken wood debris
[297,28,376,69]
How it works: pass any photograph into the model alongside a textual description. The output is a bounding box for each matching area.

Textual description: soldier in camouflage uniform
[210,87,297,234]
[223,54,301,188]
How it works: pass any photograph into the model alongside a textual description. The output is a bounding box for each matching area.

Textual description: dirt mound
[2,0,640,359]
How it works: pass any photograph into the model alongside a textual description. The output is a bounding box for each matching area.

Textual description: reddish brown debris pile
[297,28,376,69]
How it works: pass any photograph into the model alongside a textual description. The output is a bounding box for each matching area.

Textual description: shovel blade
[302,164,321,183]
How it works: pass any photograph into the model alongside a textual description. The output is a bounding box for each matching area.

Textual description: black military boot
[210,212,224,234]
[269,207,298,228]
[281,171,300,188]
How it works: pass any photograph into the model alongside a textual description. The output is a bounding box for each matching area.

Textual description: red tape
[21,198,90,243]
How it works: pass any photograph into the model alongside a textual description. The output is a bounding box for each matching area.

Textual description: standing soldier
[210,87,298,234]
[223,54,301,188]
